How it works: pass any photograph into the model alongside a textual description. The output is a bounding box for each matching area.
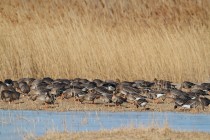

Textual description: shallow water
[0,110,210,140]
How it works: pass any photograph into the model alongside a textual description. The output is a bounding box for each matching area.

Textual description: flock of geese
[1,77,210,111]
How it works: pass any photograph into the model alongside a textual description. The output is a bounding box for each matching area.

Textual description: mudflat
[1,96,209,113]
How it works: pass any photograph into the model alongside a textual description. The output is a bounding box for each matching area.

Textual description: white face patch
[5,83,11,86]
[157,94,164,98]
[108,86,115,91]
[191,97,196,99]
[78,94,85,97]
[141,102,147,107]
[82,88,87,92]
[135,97,141,101]
[120,90,127,95]
[182,104,191,109]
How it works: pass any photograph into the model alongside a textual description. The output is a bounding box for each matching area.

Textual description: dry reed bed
[0,0,210,82]
[37,127,210,140]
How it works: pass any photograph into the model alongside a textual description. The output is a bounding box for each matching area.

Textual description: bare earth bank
[1,96,209,113]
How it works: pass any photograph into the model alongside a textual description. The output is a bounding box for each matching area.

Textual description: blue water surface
[0,110,210,140]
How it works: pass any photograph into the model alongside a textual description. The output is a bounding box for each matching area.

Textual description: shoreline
[1,98,209,114]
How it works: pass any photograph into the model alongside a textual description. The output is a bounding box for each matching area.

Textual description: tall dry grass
[0,0,210,82]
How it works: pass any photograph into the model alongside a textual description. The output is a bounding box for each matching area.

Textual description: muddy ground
[0,95,209,113]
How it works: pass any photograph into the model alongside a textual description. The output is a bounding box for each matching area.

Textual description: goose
[42,77,54,84]
[180,81,195,91]
[200,83,210,91]
[1,90,20,102]
[18,78,35,87]
[153,79,173,90]
[191,89,208,96]
[181,99,200,109]
[62,88,82,99]
[28,89,51,100]
[31,92,56,105]
[4,79,14,87]
[134,80,154,88]
[75,91,99,104]
[112,93,127,106]
[147,90,167,103]
[18,82,30,94]
[95,86,113,95]
[102,82,117,92]
[12,81,19,89]
[147,90,165,99]
[125,93,136,104]
[187,89,208,99]
[134,98,148,108]
[167,89,190,99]
[78,78,89,84]
[174,97,190,109]
[92,79,104,87]
[80,82,97,90]
[174,96,200,110]
[99,93,112,106]
[199,96,210,110]
[121,85,140,94]
[116,85,140,98]
[125,93,146,104]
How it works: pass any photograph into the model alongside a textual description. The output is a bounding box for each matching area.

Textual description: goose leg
[201,104,205,111]
[61,94,64,100]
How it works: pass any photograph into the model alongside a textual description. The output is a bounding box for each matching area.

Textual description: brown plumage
[112,93,127,106]
[1,90,20,102]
